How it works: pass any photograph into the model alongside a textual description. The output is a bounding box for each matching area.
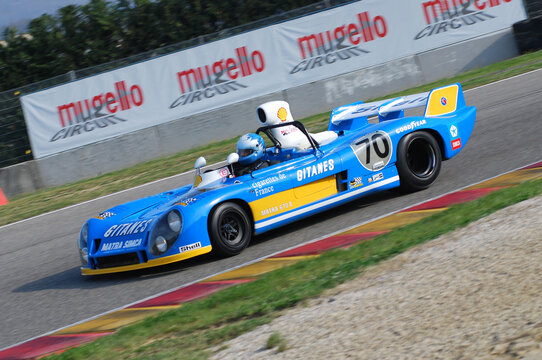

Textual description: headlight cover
[79,222,89,266]
[149,210,182,255]
[167,210,182,232]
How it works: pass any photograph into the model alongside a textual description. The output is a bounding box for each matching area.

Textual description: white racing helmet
[236,133,265,166]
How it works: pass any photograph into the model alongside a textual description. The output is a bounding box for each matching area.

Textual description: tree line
[0,0,326,92]
[0,0,330,167]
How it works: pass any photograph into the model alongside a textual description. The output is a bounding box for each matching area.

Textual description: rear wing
[330,83,467,126]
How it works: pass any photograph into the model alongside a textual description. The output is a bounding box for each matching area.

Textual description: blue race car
[79,83,476,275]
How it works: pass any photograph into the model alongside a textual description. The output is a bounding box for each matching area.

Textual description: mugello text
[170,46,265,107]
[291,11,387,74]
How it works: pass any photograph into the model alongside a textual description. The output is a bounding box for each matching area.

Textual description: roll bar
[255,121,320,153]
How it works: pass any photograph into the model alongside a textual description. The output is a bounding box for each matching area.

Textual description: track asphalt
[1,69,541,355]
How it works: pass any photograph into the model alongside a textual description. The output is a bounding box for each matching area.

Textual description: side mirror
[194,156,206,169]
[226,153,239,165]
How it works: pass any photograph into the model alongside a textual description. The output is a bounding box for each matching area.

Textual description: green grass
[266,332,288,352]
[45,178,542,359]
[1,49,542,227]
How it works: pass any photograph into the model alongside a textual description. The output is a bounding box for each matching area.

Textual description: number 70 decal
[351,131,393,171]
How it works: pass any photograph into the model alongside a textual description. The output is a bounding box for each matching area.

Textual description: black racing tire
[396,131,442,192]
[209,202,252,256]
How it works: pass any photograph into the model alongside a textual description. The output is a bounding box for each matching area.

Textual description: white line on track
[463,67,542,92]
[2,157,540,353]
[1,66,541,232]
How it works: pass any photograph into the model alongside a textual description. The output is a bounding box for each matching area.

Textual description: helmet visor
[238,149,254,157]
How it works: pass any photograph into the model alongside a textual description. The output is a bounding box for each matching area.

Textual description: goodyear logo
[395,119,427,134]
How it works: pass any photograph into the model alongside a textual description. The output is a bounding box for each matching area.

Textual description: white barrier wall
[21,0,526,158]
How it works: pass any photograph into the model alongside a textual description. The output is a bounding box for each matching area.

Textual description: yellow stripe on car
[249,176,338,222]
[81,245,213,275]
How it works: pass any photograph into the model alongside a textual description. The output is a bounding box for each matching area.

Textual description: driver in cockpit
[233,133,270,176]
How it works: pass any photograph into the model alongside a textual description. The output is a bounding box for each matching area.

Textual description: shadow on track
[11,253,219,292]
[12,190,401,293]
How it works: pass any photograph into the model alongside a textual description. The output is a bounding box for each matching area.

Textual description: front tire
[209,202,252,256]
[396,131,442,191]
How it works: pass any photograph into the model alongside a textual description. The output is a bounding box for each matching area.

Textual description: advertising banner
[275,0,527,86]
[21,28,283,158]
[21,0,526,158]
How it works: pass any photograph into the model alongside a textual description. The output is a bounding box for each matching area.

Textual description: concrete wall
[0,29,519,198]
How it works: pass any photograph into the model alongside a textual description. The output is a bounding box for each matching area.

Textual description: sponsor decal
[278,107,288,122]
[193,174,203,187]
[296,159,335,181]
[450,124,458,138]
[170,46,265,108]
[96,211,116,220]
[252,173,287,189]
[178,197,197,206]
[179,242,202,253]
[368,172,384,183]
[103,219,153,238]
[349,177,363,189]
[261,201,293,217]
[351,131,392,171]
[395,119,427,134]
[441,97,447,106]
[250,176,337,222]
[372,161,384,170]
[219,167,230,178]
[290,11,388,74]
[415,0,506,40]
[425,84,459,116]
[123,239,143,248]
[101,242,122,251]
[252,185,274,197]
[281,128,297,136]
[100,238,143,252]
[451,138,462,150]
[50,80,144,142]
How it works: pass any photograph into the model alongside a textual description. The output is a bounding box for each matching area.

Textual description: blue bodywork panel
[79,83,476,275]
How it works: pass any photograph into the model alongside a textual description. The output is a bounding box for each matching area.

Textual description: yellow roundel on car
[194,174,203,187]
[278,107,288,122]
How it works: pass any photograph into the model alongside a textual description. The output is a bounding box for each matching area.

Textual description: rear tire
[209,202,252,256]
[396,132,442,191]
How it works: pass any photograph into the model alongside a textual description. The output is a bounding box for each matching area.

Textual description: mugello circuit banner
[21,27,283,158]
[274,0,527,86]
[21,0,526,158]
